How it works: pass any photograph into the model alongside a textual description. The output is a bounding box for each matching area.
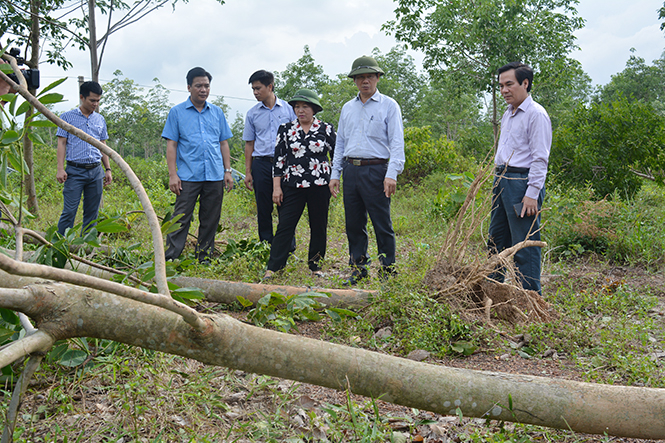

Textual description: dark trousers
[251,156,295,250]
[251,157,276,243]
[165,180,224,261]
[267,185,330,272]
[342,161,395,270]
[488,172,545,294]
[57,165,104,235]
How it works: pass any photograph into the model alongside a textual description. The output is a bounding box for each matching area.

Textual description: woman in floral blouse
[264,89,336,279]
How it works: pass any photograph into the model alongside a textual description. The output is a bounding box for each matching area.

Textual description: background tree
[550,97,665,198]
[384,0,585,141]
[597,50,665,112]
[274,45,330,102]
[101,71,171,158]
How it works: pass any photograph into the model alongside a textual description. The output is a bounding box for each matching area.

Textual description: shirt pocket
[366,117,385,141]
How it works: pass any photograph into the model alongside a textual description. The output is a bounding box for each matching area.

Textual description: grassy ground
[2,150,665,442]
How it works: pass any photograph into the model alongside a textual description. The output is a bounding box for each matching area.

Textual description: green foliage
[220,238,270,263]
[597,51,665,112]
[326,289,475,358]
[430,172,476,220]
[402,126,475,182]
[543,184,665,267]
[101,71,171,158]
[551,97,665,198]
[274,46,330,102]
[237,291,357,333]
[521,277,663,387]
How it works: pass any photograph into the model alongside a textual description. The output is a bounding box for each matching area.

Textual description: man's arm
[244,140,255,191]
[220,140,233,191]
[100,143,112,186]
[383,100,405,198]
[56,136,68,183]
[166,139,181,196]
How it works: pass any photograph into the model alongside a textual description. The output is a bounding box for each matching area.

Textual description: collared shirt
[162,97,232,182]
[243,98,296,157]
[495,95,551,200]
[273,118,336,188]
[331,89,405,181]
[56,107,108,163]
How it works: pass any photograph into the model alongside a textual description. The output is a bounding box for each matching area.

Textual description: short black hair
[187,67,212,86]
[80,81,102,98]
[497,62,533,92]
[248,70,274,87]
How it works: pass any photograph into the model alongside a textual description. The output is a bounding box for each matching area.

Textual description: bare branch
[1,355,44,443]
[0,253,207,331]
[0,330,53,369]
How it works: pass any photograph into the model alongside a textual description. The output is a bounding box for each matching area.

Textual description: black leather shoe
[378,266,397,282]
[344,268,368,286]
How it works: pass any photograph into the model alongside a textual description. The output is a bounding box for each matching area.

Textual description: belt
[495,165,529,174]
[345,157,389,166]
[254,155,273,162]
[67,161,101,169]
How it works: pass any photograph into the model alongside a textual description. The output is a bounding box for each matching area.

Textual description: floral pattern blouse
[273,118,336,188]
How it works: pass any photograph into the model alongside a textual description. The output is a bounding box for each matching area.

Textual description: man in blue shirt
[162,67,234,263]
[243,70,296,245]
[56,81,113,235]
[330,56,405,285]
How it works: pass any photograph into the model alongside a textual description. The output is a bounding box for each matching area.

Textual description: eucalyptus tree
[383,0,585,140]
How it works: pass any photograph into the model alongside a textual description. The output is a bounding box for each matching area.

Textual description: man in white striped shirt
[56,81,112,235]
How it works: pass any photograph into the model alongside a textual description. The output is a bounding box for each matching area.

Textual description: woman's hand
[272,184,283,206]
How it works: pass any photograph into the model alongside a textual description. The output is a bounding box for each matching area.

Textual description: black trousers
[267,185,330,272]
[251,157,276,243]
[342,161,395,269]
[165,180,224,261]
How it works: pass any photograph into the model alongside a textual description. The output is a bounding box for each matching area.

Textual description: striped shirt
[56,107,108,164]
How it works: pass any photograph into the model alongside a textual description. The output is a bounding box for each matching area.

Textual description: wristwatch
[224,169,232,173]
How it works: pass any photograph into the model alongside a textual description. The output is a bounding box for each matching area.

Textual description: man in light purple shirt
[488,62,551,294]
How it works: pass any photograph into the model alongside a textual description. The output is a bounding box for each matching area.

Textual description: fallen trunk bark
[171,275,373,307]
[3,281,664,440]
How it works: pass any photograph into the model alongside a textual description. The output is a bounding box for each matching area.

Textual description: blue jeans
[488,171,545,294]
[57,165,104,235]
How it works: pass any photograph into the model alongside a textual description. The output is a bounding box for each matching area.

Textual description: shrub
[401,126,475,182]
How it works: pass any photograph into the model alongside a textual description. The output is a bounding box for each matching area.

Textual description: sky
[5,0,665,117]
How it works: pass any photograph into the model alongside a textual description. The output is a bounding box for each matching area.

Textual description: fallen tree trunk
[171,275,373,307]
[2,280,664,440]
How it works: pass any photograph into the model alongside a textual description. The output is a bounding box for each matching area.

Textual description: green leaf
[95,218,128,233]
[1,130,20,145]
[0,308,19,325]
[16,100,31,116]
[38,77,68,96]
[171,287,204,300]
[28,120,57,128]
[236,296,254,308]
[38,92,65,105]
[58,349,88,367]
[0,327,17,344]
[451,341,477,356]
